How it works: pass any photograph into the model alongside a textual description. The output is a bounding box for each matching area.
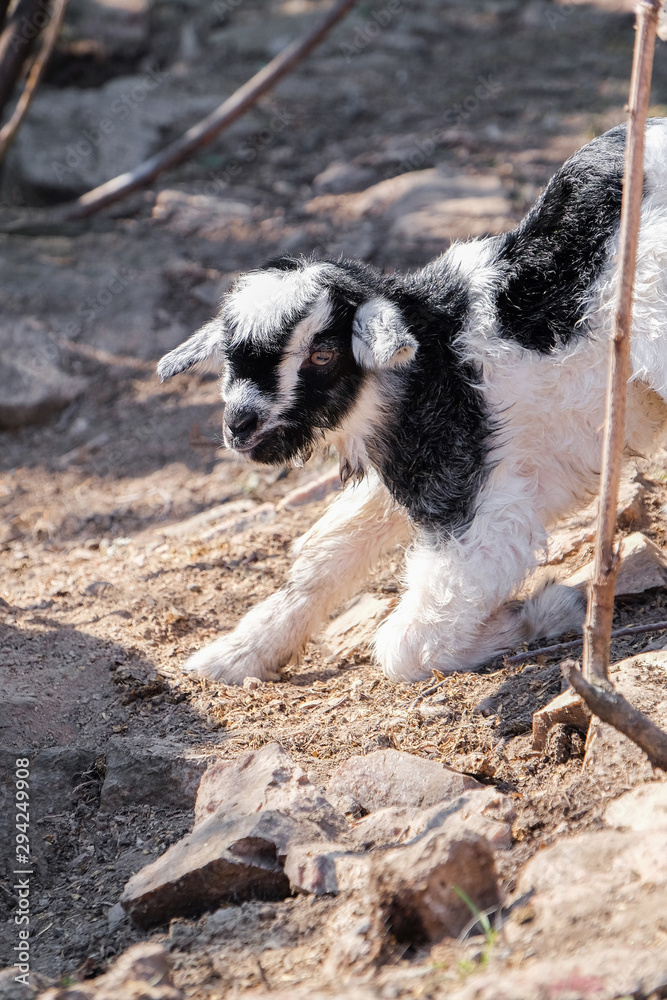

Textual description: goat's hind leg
[184,472,409,684]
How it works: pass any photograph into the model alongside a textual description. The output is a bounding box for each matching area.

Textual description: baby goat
[158,120,667,685]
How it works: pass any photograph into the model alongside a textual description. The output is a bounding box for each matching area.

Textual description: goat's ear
[157,320,224,381]
[351,297,417,370]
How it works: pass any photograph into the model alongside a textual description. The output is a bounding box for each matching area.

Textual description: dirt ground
[2,0,667,995]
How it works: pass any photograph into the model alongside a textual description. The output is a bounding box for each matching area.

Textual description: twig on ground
[562,658,667,771]
[0,0,68,162]
[56,0,360,220]
[505,619,667,666]
[581,0,661,683]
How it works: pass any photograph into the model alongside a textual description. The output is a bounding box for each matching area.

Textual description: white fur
[275,292,333,412]
[184,124,667,686]
[352,298,418,369]
[184,472,409,682]
[226,264,332,346]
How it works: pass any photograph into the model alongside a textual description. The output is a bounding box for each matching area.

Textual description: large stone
[276,467,341,511]
[349,786,516,851]
[162,500,256,539]
[37,943,182,1000]
[0,323,88,429]
[325,749,480,816]
[194,743,347,837]
[120,809,294,926]
[604,781,667,831]
[565,531,667,595]
[100,738,209,813]
[485,827,667,1000]
[376,824,500,943]
[152,190,254,239]
[4,79,224,199]
[286,787,515,897]
[583,652,667,784]
[122,744,348,926]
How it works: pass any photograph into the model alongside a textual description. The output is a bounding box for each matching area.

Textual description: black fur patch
[495,124,627,352]
[368,266,491,535]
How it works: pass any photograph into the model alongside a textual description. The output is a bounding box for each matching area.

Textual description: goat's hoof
[182,636,279,685]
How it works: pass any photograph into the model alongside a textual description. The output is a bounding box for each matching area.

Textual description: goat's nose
[225,408,260,442]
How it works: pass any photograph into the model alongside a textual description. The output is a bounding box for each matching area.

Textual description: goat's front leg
[184,471,409,684]
[374,474,585,682]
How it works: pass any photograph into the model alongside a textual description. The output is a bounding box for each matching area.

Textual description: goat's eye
[310,349,335,366]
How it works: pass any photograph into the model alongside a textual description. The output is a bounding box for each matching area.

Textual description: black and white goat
[158,120,667,685]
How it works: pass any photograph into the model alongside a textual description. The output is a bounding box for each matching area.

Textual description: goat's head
[158,256,417,466]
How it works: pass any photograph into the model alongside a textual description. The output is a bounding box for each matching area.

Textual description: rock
[107,901,127,932]
[286,787,515,896]
[486,827,667,1000]
[198,503,275,542]
[276,468,341,510]
[313,162,377,195]
[162,500,256,538]
[0,323,88,429]
[194,743,346,836]
[122,744,347,926]
[350,786,516,851]
[343,168,509,242]
[284,841,371,896]
[100,738,209,813]
[307,168,510,246]
[531,688,590,752]
[604,781,667,831]
[4,79,222,199]
[152,191,254,239]
[583,652,667,783]
[376,824,500,943]
[448,950,667,1000]
[121,811,293,927]
[566,531,667,595]
[321,594,393,664]
[0,969,53,998]
[325,749,480,817]
[37,943,182,1000]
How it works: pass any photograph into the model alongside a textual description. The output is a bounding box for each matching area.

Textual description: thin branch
[562,659,667,771]
[505,619,667,666]
[581,0,661,684]
[0,0,68,163]
[57,0,361,220]
[0,0,44,117]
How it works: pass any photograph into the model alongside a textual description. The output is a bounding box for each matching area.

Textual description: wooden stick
[505,618,667,666]
[581,0,661,684]
[57,0,360,220]
[0,0,44,118]
[562,659,667,771]
[0,0,68,162]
